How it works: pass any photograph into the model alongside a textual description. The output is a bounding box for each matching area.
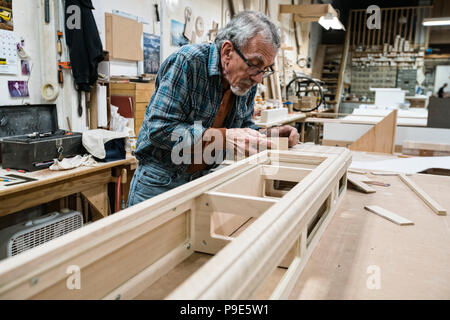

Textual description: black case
[0,104,85,172]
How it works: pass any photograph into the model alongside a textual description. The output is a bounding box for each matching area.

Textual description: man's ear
[221,41,233,62]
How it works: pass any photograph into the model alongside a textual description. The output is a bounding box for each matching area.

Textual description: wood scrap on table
[399,174,447,216]
[347,175,376,193]
[364,205,414,226]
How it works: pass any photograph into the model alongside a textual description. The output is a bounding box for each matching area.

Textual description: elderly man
[127,11,299,206]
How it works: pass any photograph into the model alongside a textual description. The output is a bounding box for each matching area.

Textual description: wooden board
[105,13,143,61]
[364,205,414,226]
[349,110,397,154]
[347,175,376,194]
[399,174,447,215]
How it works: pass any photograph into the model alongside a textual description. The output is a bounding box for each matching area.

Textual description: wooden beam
[200,192,278,217]
[336,12,352,113]
[399,174,447,216]
[365,205,414,225]
[81,185,110,220]
[261,165,312,182]
[347,175,376,194]
[279,4,337,20]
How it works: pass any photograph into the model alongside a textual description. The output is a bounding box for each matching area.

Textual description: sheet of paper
[97,84,108,127]
[351,156,450,174]
[0,30,18,74]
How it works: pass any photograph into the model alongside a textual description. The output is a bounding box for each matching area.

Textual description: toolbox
[0,104,85,172]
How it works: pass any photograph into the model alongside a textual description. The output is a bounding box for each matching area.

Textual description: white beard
[230,85,251,96]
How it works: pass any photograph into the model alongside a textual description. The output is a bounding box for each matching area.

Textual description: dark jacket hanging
[65,0,104,92]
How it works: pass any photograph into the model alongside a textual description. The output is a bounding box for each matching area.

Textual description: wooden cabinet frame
[0,146,351,299]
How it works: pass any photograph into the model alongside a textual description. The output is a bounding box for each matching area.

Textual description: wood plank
[89,85,98,129]
[201,192,278,217]
[387,9,393,46]
[261,165,312,182]
[347,175,376,193]
[351,11,357,48]
[381,9,387,45]
[361,10,367,49]
[349,110,397,154]
[279,4,336,18]
[393,9,399,46]
[409,8,414,43]
[357,10,363,46]
[81,184,110,220]
[364,205,414,225]
[399,174,447,215]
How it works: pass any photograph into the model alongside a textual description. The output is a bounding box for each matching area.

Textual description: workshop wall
[160,0,222,61]
[91,0,160,77]
[0,0,42,105]
[0,0,316,130]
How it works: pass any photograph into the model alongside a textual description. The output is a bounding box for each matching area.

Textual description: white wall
[0,0,42,106]
[160,0,222,60]
[1,0,316,130]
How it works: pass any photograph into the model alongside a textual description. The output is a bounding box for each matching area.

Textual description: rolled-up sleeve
[147,54,206,151]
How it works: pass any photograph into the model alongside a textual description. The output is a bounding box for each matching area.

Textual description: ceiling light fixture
[423,17,450,26]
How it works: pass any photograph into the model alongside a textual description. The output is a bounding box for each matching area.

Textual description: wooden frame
[278,4,338,23]
[0,146,351,299]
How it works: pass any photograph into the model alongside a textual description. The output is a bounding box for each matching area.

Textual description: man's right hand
[226,128,272,158]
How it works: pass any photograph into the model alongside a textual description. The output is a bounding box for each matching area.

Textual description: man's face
[221,34,276,96]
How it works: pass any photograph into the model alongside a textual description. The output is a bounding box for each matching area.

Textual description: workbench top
[0,155,137,196]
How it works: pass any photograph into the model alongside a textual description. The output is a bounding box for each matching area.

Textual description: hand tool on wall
[78,90,83,117]
[57,31,63,56]
[57,61,71,84]
[45,0,50,23]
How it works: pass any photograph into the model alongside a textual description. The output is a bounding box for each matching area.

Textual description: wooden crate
[110,81,155,136]
[0,146,351,299]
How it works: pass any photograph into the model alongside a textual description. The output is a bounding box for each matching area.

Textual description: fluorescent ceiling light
[423,17,450,26]
[319,13,345,30]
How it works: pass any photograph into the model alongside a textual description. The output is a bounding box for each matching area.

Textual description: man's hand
[226,128,272,158]
[266,125,299,147]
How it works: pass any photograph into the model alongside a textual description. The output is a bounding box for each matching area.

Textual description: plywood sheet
[105,13,143,61]
[287,173,450,299]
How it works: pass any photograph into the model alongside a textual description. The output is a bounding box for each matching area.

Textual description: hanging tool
[154,4,160,22]
[56,31,63,56]
[78,90,83,117]
[45,0,50,23]
[57,61,71,84]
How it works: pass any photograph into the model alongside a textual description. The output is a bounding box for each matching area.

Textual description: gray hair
[215,10,280,52]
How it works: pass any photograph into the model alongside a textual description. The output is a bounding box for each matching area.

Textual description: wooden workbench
[134,158,450,300]
[0,155,137,219]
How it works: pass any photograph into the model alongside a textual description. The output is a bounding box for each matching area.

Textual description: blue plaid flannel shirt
[134,43,260,174]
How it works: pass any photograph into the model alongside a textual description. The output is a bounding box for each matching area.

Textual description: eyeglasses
[232,43,274,79]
